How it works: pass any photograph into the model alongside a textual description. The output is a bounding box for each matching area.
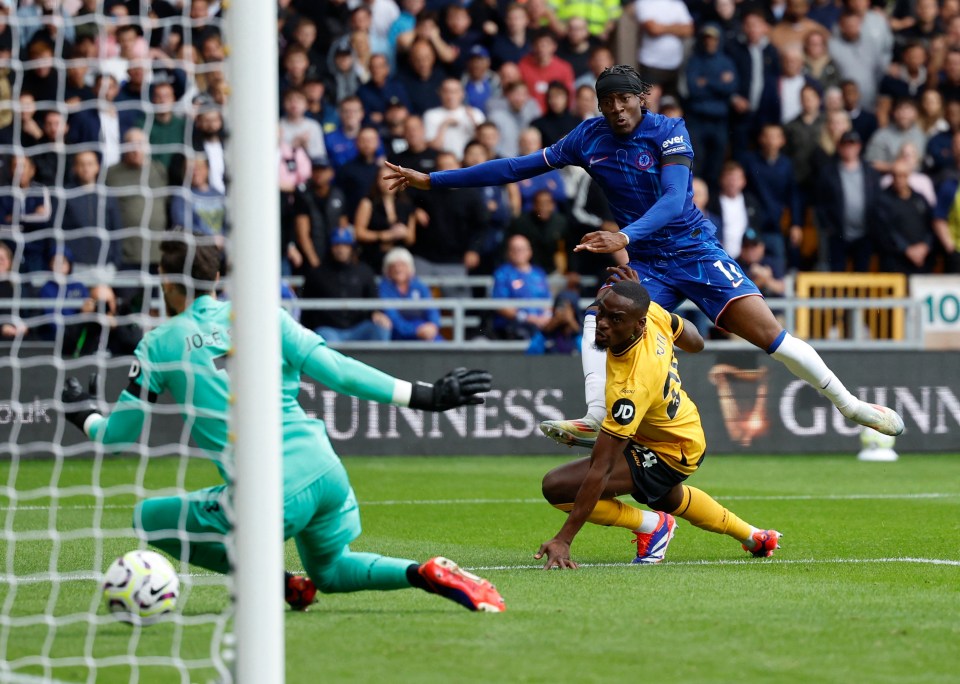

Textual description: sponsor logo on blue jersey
[661,135,685,148]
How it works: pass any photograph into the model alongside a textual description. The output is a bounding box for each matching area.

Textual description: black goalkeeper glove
[62,376,99,433]
[409,367,493,412]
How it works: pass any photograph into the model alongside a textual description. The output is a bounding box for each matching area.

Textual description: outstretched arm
[86,393,147,444]
[62,377,147,447]
[575,163,689,254]
[535,431,623,569]
[385,151,554,192]
[301,343,491,411]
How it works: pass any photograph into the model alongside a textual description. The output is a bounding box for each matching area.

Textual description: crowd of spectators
[2,0,960,351]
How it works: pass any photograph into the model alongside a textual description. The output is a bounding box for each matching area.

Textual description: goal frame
[225,3,285,682]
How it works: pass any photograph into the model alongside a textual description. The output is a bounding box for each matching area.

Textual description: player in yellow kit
[536,272,780,568]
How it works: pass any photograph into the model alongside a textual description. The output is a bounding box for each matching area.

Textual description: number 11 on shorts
[713,260,744,287]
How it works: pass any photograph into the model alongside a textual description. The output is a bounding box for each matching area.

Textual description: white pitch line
[470,557,960,571]
[2,557,958,585]
[361,492,960,505]
[1,492,959,511]
[718,493,960,501]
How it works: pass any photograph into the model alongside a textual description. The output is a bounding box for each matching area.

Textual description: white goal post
[225,1,284,682]
[0,1,284,682]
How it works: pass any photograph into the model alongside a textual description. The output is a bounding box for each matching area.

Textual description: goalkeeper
[62,236,505,613]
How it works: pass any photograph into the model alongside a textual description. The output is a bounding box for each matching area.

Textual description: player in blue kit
[384,64,904,444]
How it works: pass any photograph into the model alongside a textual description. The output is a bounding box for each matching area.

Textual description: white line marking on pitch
[470,557,960,571]
[2,556,957,585]
[363,492,960,505]
[2,492,959,511]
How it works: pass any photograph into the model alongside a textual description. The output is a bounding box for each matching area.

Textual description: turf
[1,454,958,683]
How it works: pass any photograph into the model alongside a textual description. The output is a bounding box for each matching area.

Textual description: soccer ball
[102,550,179,624]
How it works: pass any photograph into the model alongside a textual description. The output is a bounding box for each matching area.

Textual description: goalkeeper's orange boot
[418,557,505,613]
[539,416,600,448]
[743,530,781,558]
[284,572,317,611]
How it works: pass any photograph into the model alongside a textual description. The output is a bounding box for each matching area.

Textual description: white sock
[770,333,859,415]
[635,510,665,534]
[581,313,607,423]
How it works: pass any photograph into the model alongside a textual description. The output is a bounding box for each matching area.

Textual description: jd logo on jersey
[612,398,636,425]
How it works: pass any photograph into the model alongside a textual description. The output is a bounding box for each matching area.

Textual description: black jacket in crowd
[299,257,379,331]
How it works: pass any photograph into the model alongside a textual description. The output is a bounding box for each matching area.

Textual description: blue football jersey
[543,112,717,259]
[427,111,758,322]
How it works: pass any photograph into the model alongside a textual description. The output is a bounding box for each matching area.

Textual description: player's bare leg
[542,457,676,563]
[542,457,637,505]
[719,296,904,436]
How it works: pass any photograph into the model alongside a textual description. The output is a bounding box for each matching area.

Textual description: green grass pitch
[1,453,959,683]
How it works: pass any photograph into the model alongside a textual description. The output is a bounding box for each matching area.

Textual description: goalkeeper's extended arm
[407,367,492,411]
[62,376,146,444]
[62,376,99,435]
[300,344,492,411]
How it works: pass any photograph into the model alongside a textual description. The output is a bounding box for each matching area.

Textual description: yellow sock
[552,499,646,531]
[670,485,753,542]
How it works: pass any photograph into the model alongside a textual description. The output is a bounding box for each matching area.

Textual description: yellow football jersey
[600,302,706,476]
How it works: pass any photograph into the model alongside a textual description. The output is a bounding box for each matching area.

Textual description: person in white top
[280,87,329,163]
[94,73,122,170]
[778,45,807,125]
[845,0,894,62]
[716,161,752,258]
[634,0,694,95]
[195,104,227,194]
[422,78,485,158]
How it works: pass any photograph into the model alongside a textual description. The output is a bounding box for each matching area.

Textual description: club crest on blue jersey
[636,151,655,170]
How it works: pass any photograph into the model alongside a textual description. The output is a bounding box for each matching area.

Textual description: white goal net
[0,4,248,682]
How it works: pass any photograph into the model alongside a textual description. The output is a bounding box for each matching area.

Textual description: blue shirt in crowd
[378,276,442,341]
[491,262,550,331]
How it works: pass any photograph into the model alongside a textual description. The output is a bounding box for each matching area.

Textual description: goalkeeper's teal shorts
[134,461,362,564]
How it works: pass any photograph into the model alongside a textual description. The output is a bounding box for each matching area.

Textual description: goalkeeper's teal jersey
[89,295,402,494]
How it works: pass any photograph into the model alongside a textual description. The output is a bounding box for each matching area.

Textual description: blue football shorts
[629,237,764,325]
